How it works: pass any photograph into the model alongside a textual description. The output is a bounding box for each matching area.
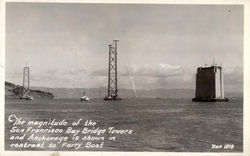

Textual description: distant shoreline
[5,81,243,99]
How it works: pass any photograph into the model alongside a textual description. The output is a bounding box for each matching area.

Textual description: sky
[5,3,243,92]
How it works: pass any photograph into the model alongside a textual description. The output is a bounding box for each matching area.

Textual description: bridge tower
[104,40,121,100]
[22,64,30,98]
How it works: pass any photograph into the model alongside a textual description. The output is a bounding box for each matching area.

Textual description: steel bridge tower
[22,64,30,98]
[104,40,121,100]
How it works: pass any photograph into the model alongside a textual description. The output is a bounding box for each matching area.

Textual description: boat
[80,92,90,101]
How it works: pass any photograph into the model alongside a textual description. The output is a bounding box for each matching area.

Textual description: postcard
[0,1,249,156]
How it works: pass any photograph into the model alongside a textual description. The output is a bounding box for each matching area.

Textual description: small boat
[80,92,90,101]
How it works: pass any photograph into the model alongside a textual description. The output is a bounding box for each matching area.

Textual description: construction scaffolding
[104,40,121,100]
[22,65,30,98]
[20,64,33,100]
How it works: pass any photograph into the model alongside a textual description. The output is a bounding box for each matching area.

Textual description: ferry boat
[81,92,90,101]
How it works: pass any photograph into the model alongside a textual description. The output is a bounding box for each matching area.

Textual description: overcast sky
[5,3,243,91]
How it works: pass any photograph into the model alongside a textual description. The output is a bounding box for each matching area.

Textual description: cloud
[89,63,195,89]
[124,64,184,78]
[61,68,86,76]
[223,66,243,92]
[5,71,23,85]
[91,63,185,78]
[90,68,106,77]
[119,64,194,89]
[45,69,58,76]
[6,64,243,91]
[224,66,243,84]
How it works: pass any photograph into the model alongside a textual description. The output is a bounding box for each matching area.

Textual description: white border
[0,0,249,156]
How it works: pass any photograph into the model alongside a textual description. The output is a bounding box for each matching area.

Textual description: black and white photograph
[1,1,248,155]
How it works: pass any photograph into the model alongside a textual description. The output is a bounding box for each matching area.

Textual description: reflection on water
[5,98,243,152]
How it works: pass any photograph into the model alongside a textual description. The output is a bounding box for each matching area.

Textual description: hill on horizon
[5,81,54,99]
[30,85,243,99]
[5,81,242,99]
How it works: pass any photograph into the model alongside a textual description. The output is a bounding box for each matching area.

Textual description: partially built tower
[20,64,33,100]
[104,40,121,100]
[22,65,30,98]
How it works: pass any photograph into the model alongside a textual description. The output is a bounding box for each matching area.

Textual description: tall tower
[22,64,30,98]
[104,40,121,100]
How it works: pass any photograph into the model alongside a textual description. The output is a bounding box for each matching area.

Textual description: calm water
[5,98,243,152]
